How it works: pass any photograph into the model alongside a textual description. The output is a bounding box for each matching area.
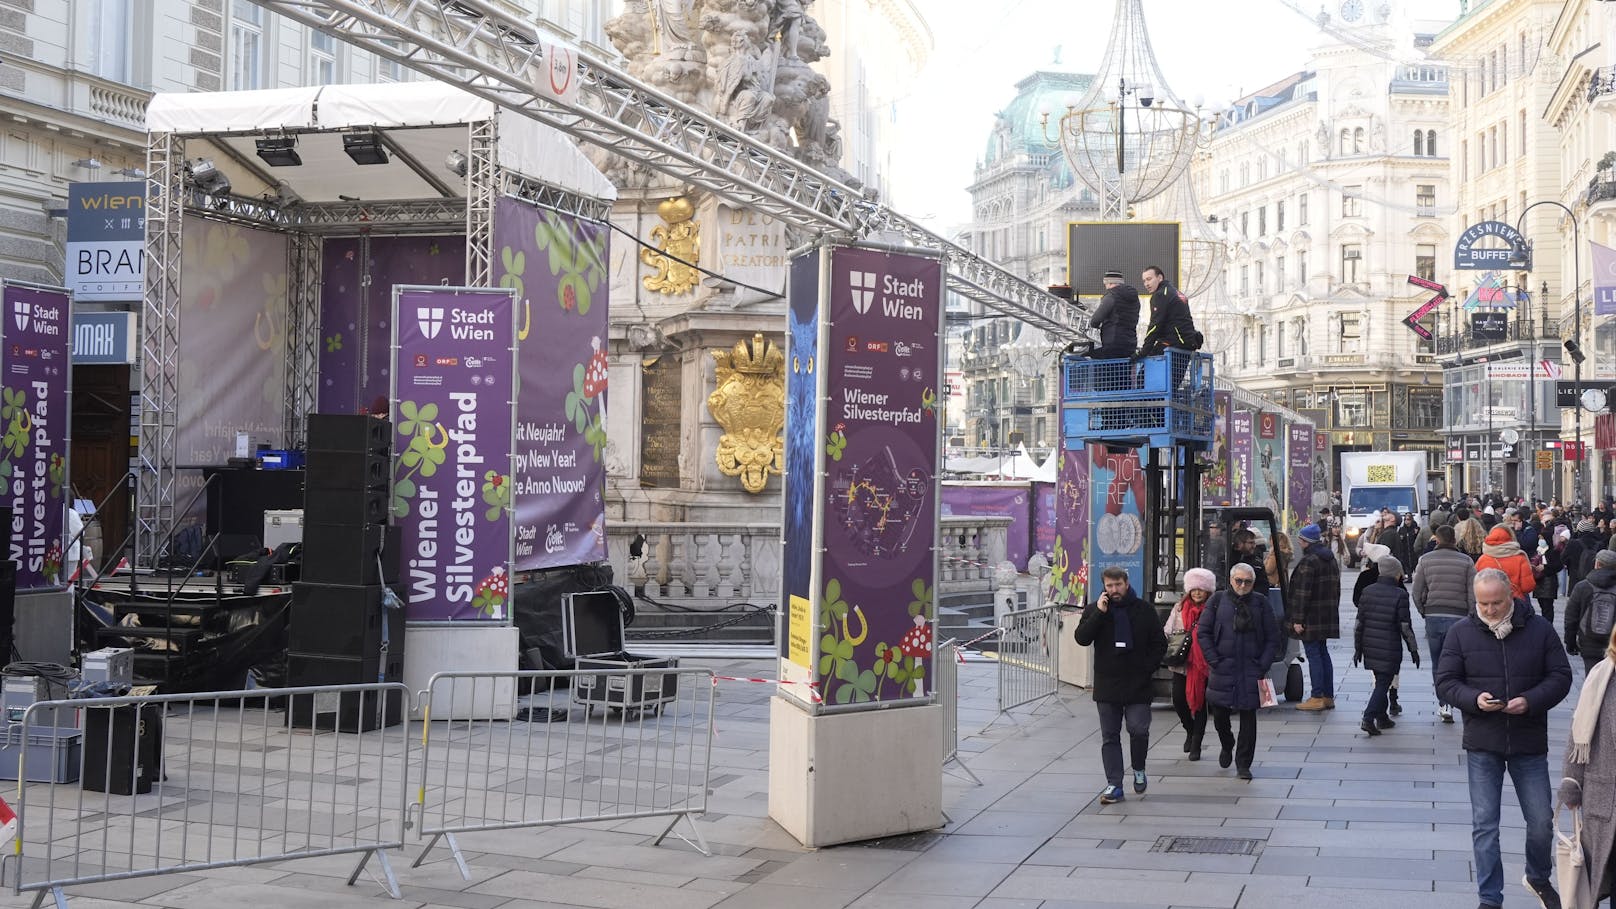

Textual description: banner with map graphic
[391,286,516,622]
[1,282,71,589]
[814,246,943,711]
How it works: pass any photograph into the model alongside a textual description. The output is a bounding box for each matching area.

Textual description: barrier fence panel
[11,684,412,908]
[986,605,1068,731]
[413,667,715,879]
[934,641,979,785]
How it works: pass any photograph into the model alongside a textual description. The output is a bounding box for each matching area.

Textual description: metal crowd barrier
[412,667,716,879]
[10,684,412,908]
[934,641,979,785]
[985,605,1070,731]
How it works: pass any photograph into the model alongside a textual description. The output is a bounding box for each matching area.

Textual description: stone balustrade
[85,83,150,127]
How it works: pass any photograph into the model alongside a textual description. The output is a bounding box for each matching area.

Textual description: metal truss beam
[137,132,185,566]
[465,118,496,286]
[499,172,613,222]
[187,192,470,233]
[285,232,322,447]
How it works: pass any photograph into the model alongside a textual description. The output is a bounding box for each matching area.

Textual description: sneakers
[1360,719,1382,736]
[1133,770,1148,794]
[1296,697,1329,711]
[1522,875,1561,909]
[1439,703,1454,723]
[1099,785,1125,805]
[1376,716,1397,729]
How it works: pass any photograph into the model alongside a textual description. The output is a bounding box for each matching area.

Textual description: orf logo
[11,301,28,333]
[416,306,445,340]
[849,271,878,314]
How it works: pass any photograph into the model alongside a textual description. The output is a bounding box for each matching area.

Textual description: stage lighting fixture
[343,132,389,166]
[73,157,103,169]
[445,149,468,177]
[185,157,232,197]
[270,180,303,208]
[113,167,145,179]
[255,136,302,167]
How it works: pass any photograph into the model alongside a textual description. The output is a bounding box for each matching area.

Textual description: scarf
[1484,612,1514,640]
[1482,538,1523,560]
[1181,597,1210,714]
[1569,656,1615,765]
[1112,600,1134,650]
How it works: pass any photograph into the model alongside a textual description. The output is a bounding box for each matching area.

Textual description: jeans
[1209,705,1257,769]
[1536,596,1555,624]
[1363,670,1395,722]
[1096,701,1152,787]
[1466,750,1553,907]
[1302,639,1334,699]
[1170,672,1207,743]
[1424,615,1462,705]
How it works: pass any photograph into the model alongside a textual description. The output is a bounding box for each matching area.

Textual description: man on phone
[1436,568,1572,909]
[1074,566,1168,805]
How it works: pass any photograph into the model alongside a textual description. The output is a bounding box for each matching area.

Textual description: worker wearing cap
[1087,270,1140,360]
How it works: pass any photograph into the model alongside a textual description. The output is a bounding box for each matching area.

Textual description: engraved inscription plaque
[640,356,682,486]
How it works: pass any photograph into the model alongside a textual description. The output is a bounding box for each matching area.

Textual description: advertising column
[1,283,71,589]
[390,286,516,622]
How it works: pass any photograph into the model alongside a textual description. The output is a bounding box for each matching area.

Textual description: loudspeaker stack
[289,414,404,731]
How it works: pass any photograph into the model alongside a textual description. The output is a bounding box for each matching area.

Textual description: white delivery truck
[1339,451,1429,566]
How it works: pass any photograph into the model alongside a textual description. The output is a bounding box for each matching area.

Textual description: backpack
[1580,545,1600,581]
[1582,587,1616,642]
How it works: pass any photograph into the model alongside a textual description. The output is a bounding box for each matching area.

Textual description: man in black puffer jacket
[1564,548,1616,672]
[1435,568,1572,909]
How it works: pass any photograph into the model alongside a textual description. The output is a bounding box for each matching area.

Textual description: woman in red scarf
[1166,567,1216,760]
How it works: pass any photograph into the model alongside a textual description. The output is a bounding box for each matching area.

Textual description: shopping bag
[1257,678,1278,709]
[1555,802,1595,909]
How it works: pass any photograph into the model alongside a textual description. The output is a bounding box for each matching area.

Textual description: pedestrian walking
[1558,622,1616,909]
[1436,568,1573,909]
[1457,509,1488,561]
[1565,550,1616,674]
[1288,523,1341,711]
[1537,528,1563,624]
[1353,542,1404,716]
[1074,567,1168,804]
[1477,524,1537,603]
[1195,562,1279,780]
[1165,567,1214,761]
[1353,555,1419,736]
[1410,523,1476,723]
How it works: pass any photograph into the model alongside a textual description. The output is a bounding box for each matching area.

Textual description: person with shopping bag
[1559,621,1616,908]
[1195,562,1279,781]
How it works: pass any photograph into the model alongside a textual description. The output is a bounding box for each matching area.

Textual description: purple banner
[1050,448,1089,604]
[1090,445,1147,595]
[2,283,70,588]
[495,199,609,570]
[1288,423,1314,532]
[1206,390,1233,506]
[819,246,942,708]
[1032,480,1056,563]
[1230,410,1253,508]
[1253,419,1283,514]
[780,252,821,671]
[320,235,466,415]
[941,483,1030,571]
[392,286,516,622]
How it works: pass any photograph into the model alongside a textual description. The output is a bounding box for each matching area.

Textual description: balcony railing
[1587,67,1616,104]
[1586,178,1616,207]
[1434,320,1561,355]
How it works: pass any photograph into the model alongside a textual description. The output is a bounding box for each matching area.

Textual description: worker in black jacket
[1138,266,1198,357]
[1074,566,1168,805]
[1088,271,1140,360]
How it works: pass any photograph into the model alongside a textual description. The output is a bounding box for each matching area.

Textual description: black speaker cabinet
[0,507,12,557]
[289,582,407,658]
[304,486,390,527]
[307,414,392,454]
[300,523,399,586]
[285,653,405,732]
[82,704,163,795]
[304,449,389,491]
[0,561,16,666]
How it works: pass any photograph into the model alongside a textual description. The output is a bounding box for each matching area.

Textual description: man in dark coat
[1074,566,1168,804]
[1087,271,1140,360]
[1287,523,1341,710]
[1195,562,1279,780]
[1564,548,1616,673]
[1353,556,1419,736]
[1138,266,1197,357]
[1435,568,1572,909]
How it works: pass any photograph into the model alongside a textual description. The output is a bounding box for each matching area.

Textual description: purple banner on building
[941,483,1030,571]
[1090,445,1147,596]
[1,283,70,589]
[1287,423,1315,532]
[494,198,609,570]
[1253,428,1283,515]
[819,246,943,708]
[1050,448,1089,604]
[1032,480,1056,563]
[1206,391,1233,507]
[780,252,822,672]
[1230,410,1254,508]
[391,286,516,622]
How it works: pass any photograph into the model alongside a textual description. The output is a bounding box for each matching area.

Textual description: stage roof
[146,82,616,207]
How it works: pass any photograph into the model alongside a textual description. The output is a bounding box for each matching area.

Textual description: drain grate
[1150,835,1263,855]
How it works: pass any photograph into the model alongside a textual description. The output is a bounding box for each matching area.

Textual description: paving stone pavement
[0,576,1593,909]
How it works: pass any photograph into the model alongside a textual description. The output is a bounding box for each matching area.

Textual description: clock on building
[1340,0,1364,22]
[1581,387,1609,414]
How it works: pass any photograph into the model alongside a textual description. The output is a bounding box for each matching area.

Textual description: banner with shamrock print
[390,285,517,622]
[1,281,71,590]
[493,197,609,571]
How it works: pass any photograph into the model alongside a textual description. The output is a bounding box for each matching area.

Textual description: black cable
[602,218,785,302]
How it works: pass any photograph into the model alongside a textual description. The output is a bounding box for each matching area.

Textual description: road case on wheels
[561,590,678,714]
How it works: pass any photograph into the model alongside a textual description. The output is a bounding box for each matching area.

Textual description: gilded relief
[708,333,785,494]
[640,197,701,295]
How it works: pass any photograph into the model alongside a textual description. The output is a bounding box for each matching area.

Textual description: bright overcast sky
[888,0,1459,231]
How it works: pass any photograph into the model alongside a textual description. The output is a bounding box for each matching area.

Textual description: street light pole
[1516,201,1583,506]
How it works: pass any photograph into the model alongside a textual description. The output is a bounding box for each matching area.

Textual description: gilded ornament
[640,197,701,295]
[707,333,785,494]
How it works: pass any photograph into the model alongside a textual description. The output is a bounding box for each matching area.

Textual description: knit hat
[1184,567,1217,593]
[1299,524,1323,543]
[1362,542,1391,563]
[1597,550,1616,570]
[1577,519,1597,534]
[1376,555,1404,579]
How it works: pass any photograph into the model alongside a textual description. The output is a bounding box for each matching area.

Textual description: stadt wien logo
[12,301,28,332]
[416,306,445,340]
[849,271,878,315]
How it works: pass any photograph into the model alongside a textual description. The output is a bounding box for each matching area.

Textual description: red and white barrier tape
[712,675,822,703]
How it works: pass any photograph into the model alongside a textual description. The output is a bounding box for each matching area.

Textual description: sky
[887,0,1459,232]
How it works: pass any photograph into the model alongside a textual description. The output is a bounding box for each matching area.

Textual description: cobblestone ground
[0,576,1588,909]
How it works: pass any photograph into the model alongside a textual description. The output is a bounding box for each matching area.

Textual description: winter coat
[1476,526,1536,600]
[1564,567,1616,659]
[1566,531,1607,589]
[1074,588,1168,704]
[1138,282,1196,357]
[1410,546,1477,619]
[1354,576,1419,674]
[1434,600,1573,755]
[1286,542,1341,641]
[1088,283,1140,355]
[1535,542,1562,601]
[1518,522,1541,555]
[1351,563,1379,607]
[1562,672,1616,903]
[1195,589,1280,711]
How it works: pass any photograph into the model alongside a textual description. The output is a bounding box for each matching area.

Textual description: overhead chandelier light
[184,157,231,197]
[445,149,468,177]
[255,136,302,167]
[343,132,389,166]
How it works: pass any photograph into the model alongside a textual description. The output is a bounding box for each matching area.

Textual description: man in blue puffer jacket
[1435,567,1572,909]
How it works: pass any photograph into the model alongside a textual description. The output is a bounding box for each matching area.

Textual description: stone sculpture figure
[771,0,809,62]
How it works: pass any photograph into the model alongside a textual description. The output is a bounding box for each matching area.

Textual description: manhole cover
[1151,835,1263,855]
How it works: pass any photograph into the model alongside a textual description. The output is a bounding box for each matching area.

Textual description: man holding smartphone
[1074,566,1168,805]
[1436,568,1572,909]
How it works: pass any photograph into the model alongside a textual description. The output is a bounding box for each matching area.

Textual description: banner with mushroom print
[1,282,71,590]
[390,285,517,622]
[495,197,610,571]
